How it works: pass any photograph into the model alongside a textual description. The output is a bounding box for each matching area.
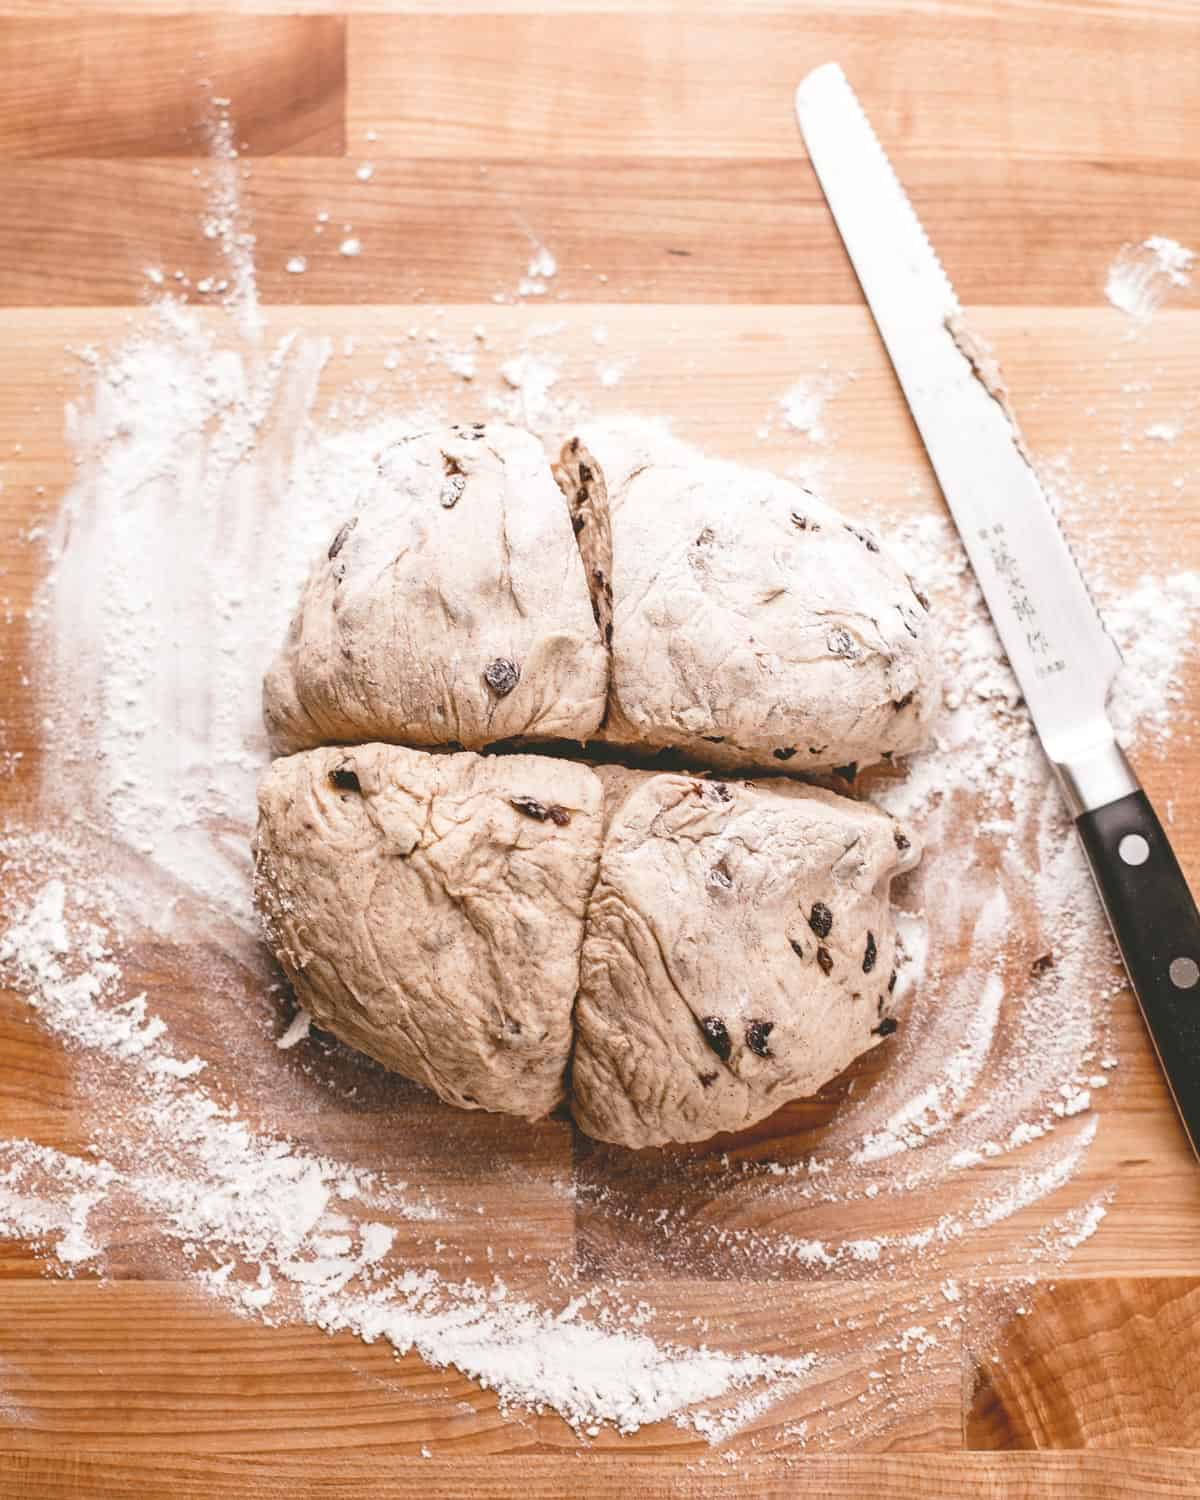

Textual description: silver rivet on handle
[1118,834,1150,866]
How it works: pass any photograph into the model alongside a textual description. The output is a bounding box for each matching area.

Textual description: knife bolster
[1053,737,1139,818]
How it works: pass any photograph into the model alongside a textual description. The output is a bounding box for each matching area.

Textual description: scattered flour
[1105,235,1195,323]
[0,858,816,1433]
[775,373,843,442]
[518,245,558,298]
[0,117,1197,1455]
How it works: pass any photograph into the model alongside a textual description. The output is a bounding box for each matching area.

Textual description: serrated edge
[795,62,1121,670]
[795,64,961,318]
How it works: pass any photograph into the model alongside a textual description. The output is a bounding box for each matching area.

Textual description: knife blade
[795,61,1200,1158]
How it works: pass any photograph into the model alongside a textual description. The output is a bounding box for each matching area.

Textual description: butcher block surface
[3,2,1200,1496]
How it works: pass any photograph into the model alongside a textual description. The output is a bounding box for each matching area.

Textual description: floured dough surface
[571,769,919,1148]
[253,742,603,1121]
[255,421,937,1144]
[263,422,608,756]
[564,420,940,775]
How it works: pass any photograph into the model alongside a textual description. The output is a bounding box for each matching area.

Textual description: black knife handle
[1076,789,1200,1157]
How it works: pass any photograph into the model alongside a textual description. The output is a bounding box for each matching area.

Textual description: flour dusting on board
[1105,235,1195,323]
[1,120,1199,1455]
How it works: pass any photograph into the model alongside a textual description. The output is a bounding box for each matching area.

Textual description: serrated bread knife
[795,62,1200,1157]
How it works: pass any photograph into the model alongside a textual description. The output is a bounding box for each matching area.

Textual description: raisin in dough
[253,742,603,1120]
[571,769,920,1148]
[263,422,608,756]
[557,420,939,775]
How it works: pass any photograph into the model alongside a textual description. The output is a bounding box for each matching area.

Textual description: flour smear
[1105,235,1196,323]
[1,122,1198,1453]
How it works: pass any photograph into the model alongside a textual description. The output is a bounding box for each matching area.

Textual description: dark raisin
[873,1016,898,1037]
[440,453,467,508]
[894,830,911,853]
[809,745,826,756]
[698,1071,718,1089]
[1031,952,1055,975]
[702,735,726,744]
[773,747,797,761]
[809,902,833,938]
[330,763,360,793]
[604,622,613,645]
[710,783,732,803]
[790,938,804,959]
[327,517,357,560]
[510,795,549,821]
[827,627,857,658]
[745,1020,774,1057]
[888,970,898,994]
[578,461,593,483]
[845,523,880,553]
[833,763,858,782]
[699,1016,732,1062]
[881,750,894,762]
[862,932,877,973]
[547,805,571,827]
[572,513,585,535]
[484,657,520,696]
[816,946,834,976]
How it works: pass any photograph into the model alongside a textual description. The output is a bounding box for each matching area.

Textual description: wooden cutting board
[3,3,1200,1495]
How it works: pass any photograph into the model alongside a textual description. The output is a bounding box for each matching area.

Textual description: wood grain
[0,18,345,158]
[968,1278,1200,1449]
[345,11,1200,163]
[5,0,1200,13]
[4,1451,1200,1499]
[3,3,1200,1493]
[0,1278,963,1453]
[0,156,1195,306]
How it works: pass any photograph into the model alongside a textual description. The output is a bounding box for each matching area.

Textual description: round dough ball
[253,741,603,1120]
[557,420,940,776]
[571,767,919,1148]
[263,422,609,757]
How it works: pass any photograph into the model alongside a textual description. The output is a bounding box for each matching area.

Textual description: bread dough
[570,768,919,1147]
[557,420,940,775]
[263,422,609,756]
[255,422,936,1144]
[253,741,603,1120]
[254,748,918,1143]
